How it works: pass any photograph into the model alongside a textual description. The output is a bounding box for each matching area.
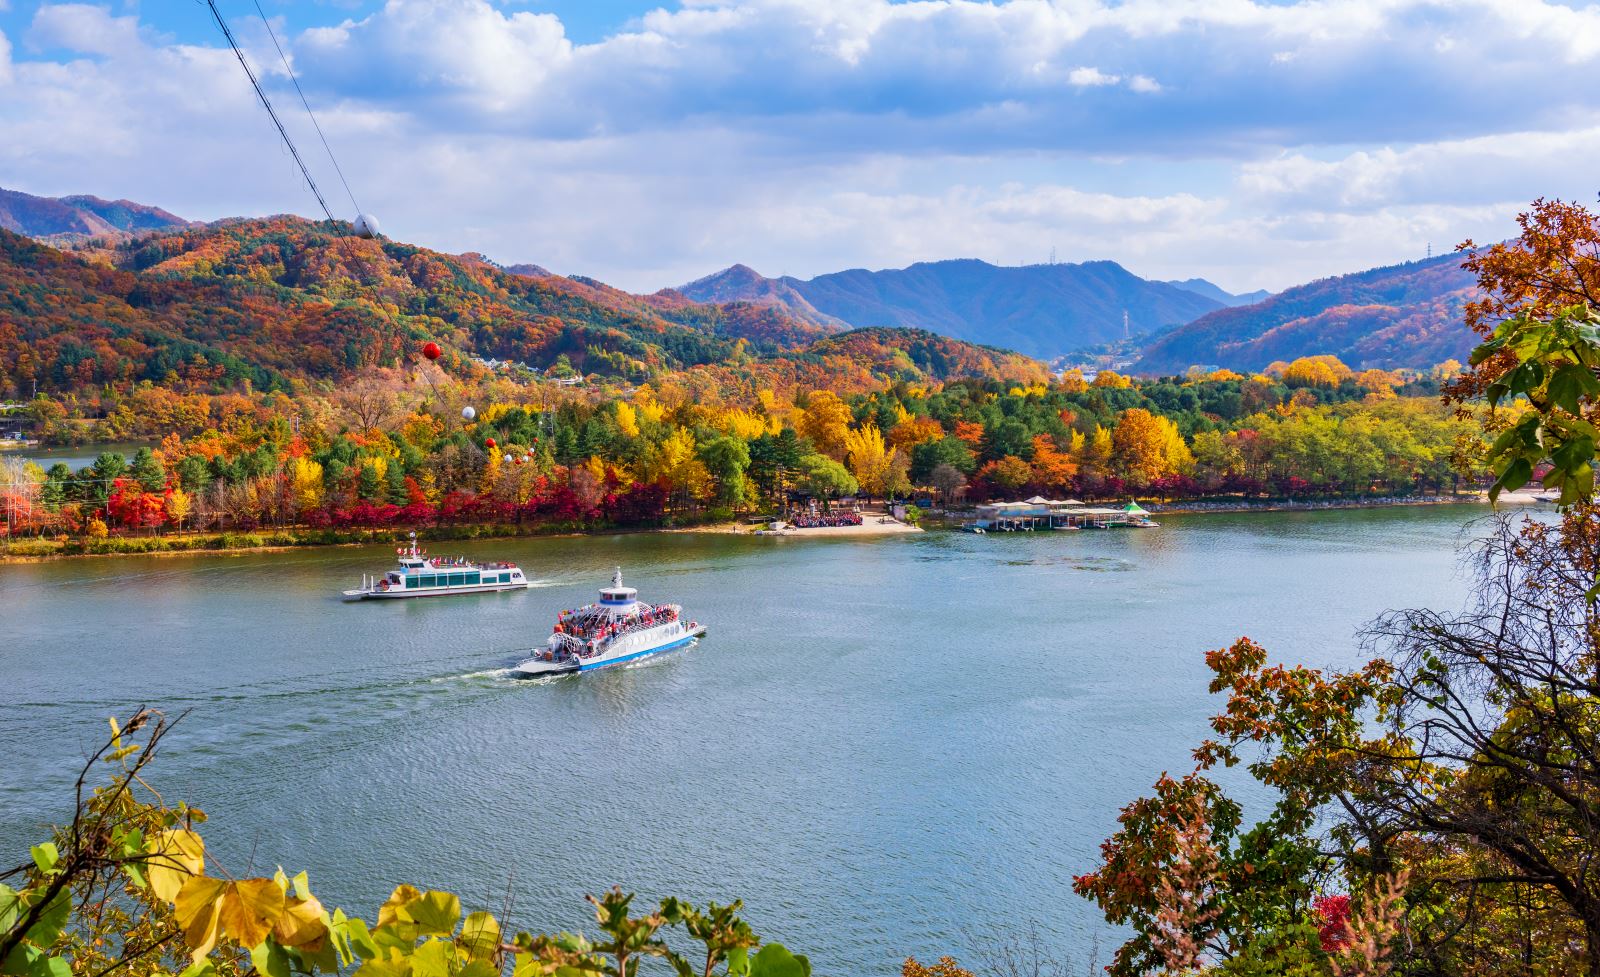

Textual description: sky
[1,0,1598,294]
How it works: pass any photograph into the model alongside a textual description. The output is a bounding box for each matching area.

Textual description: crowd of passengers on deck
[553,604,679,652]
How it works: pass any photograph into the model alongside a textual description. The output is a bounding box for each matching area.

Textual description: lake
[0,506,1499,975]
[3,441,157,471]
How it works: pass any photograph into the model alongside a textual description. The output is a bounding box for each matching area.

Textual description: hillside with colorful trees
[1,350,1481,547]
[1134,251,1479,374]
[0,217,1043,404]
[0,215,1495,549]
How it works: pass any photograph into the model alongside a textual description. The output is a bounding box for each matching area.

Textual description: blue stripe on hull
[576,633,700,672]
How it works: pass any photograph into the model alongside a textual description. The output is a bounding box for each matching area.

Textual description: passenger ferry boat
[342,534,529,600]
[510,568,704,677]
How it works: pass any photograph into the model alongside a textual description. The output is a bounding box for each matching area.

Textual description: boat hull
[510,624,706,677]
[342,581,531,601]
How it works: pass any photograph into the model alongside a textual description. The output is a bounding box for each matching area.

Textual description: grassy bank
[0,518,723,562]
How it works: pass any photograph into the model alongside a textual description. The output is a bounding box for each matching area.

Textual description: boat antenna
[203,0,336,224]
[248,0,364,218]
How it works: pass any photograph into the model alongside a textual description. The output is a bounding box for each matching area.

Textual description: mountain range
[1161,278,1272,307]
[672,259,1229,358]
[0,185,1485,377]
[0,216,1043,403]
[0,186,190,246]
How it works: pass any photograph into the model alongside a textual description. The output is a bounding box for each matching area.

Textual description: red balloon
[422,342,441,360]
[485,437,497,448]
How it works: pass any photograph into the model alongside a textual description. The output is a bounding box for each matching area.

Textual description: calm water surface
[5,441,156,470]
[0,507,1498,974]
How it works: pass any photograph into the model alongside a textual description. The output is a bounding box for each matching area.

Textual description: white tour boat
[343,534,529,600]
[510,568,705,677]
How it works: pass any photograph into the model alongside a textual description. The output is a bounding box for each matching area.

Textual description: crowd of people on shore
[788,509,863,529]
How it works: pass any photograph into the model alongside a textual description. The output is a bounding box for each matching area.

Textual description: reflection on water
[0,506,1500,975]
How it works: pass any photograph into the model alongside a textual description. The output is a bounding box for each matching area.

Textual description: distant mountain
[1134,253,1478,374]
[672,264,844,327]
[676,258,1221,358]
[1163,278,1272,307]
[0,186,189,244]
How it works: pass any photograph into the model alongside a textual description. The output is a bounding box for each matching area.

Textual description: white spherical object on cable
[461,405,477,422]
[353,214,381,239]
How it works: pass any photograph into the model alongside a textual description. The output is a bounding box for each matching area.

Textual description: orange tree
[1454,198,1600,503]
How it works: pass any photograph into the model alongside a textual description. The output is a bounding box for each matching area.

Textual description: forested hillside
[1135,252,1477,373]
[0,219,1040,402]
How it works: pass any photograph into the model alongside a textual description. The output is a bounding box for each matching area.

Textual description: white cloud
[1238,127,1600,212]
[1067,66,1119,87]
[28,4,140,57]
[0,0,1594,297]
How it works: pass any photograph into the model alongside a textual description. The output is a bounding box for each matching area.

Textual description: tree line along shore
[1,354,1494,556]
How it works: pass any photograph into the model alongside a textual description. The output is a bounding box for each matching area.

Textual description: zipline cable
[249,0,363,217]
[204,0,336,224]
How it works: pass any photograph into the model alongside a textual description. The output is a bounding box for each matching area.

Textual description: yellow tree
[480,449,503,493]
[166,487,192,530]
[889,415,944,451]
[1076,425,1114,477]
[1059,369,1090,393]
[288,457,324,513]
[797,390,852,461]
[1281,355,1351,389]
[1111,408,1194,486]
[614,401,641,438]
[844,424,902,498]
[643,428,712,501]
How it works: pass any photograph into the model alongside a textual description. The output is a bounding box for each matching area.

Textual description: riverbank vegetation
[0,358,1483,550]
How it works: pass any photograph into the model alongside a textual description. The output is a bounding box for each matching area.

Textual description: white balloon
[353,214,381,239]
[461,405,477,421]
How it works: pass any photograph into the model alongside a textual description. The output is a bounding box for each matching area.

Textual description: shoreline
[1153,494,1488,517]
[0,494,1546,564]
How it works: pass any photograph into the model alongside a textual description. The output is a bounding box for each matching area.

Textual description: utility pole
[1049,246,1057,266]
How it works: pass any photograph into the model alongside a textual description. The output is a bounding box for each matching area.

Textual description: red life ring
[378,580,390,592]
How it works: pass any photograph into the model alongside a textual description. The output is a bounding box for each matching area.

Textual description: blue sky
[2,0,1598,292]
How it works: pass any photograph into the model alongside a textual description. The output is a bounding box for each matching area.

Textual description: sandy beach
[723,516,924,537]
